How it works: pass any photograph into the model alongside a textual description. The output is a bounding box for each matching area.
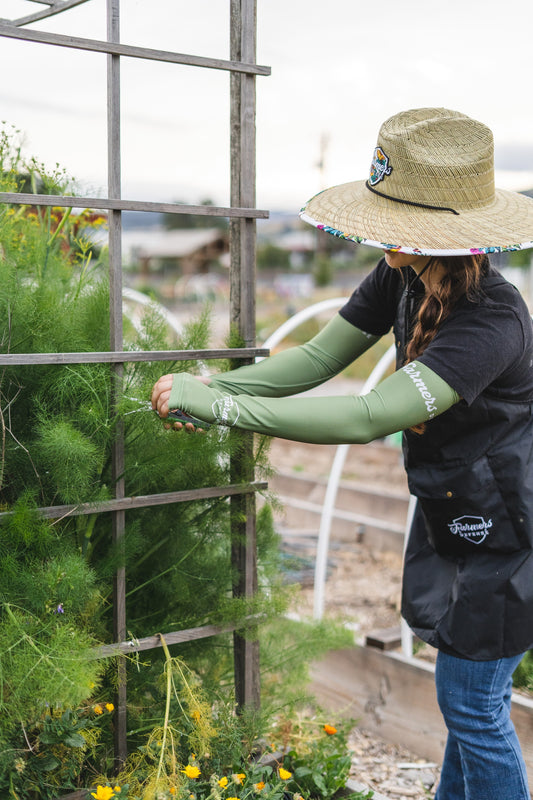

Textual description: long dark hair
[406,254,487,363]
[406,253,487,433]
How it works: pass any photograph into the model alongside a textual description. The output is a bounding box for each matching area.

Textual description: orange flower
[324,724,337,735]
[233,773,246,785]
[93,704,104,715]
[254,782,265,791]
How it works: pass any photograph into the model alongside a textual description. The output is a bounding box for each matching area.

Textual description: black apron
[396,270,533,660]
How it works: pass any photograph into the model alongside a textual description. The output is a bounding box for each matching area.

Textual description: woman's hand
[151,373,211,432]
[151,374,173,418]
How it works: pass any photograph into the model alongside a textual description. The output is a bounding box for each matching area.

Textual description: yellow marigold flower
[324,724,337,735]
[218,777,229,788]
[254,781,265,791]
[91,787,115,800]
[279,768,292,781]
[113,788,121,794]
[191,709,201,721]
[233,773,246,784]
[169,790,176,796]
[93,704,104,715]
[227,797,240,800]
[105,703,115,713]
[182,765,201,779]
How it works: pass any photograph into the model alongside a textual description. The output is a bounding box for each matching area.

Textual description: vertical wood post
[229,0,260,710]
[107,0,127,766]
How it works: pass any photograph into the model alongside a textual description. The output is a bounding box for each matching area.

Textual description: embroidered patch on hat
[368,146,393,186]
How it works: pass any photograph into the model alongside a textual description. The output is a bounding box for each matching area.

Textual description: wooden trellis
[0,0,270,769]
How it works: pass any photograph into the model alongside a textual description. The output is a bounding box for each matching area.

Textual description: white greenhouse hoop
[262,298,416,656]
[123,286,184,336]
[122,287,210,375]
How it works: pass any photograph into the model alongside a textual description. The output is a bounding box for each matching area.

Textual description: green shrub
[0,127,359,799]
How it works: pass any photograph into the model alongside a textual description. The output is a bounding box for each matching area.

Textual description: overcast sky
[1,0,533,214]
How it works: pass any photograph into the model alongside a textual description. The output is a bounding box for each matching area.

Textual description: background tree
[162,198,228,230]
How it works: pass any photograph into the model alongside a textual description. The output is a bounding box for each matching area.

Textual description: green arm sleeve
[208,314,379,397]
[168,361,460,445]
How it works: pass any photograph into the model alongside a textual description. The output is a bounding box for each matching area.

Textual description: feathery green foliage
[0,127,358,799]
[0,128,278,797]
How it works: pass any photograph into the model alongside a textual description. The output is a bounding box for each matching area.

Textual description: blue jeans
[434,650,530,800]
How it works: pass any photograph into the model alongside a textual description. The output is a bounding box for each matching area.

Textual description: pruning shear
[124,397,211,430]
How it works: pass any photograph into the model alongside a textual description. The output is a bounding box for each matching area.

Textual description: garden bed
[311,643,533,794]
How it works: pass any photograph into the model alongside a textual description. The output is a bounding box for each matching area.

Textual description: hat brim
[300,179,533,256]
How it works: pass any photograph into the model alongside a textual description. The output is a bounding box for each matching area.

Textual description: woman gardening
[152,108,533,799]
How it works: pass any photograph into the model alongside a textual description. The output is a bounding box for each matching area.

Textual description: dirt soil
[268,437,441,799]
[268,437,409,634]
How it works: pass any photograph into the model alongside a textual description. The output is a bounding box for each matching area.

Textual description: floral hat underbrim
[299,178,533,258]
[299,210,533,257]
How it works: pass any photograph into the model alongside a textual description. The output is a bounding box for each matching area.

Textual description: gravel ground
[347,727,440,799]
[295,544,441,800]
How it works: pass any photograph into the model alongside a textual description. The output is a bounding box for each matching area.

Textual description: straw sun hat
[300,107,533,256]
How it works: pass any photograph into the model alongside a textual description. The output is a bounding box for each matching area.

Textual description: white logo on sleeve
[402,362,438,418]
[212,394,240,426]
[447,515,493,545]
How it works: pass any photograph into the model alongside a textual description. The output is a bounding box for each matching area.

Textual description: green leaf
[39,731,59,745]
[64,732,86,747]
[313,772,327,793]
[293,766,312,778]
[37,755,60,772]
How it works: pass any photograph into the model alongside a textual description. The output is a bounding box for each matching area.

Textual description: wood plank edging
[310,645,533,787]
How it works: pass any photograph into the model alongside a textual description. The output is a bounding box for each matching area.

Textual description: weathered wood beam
[4,0,90,28]
[230,0,260,713]
[0,23,271,75]
[0,191,268,219]
[0,347,268,365]
[0,481,268,521]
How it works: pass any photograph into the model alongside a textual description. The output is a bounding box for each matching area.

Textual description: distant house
[122,227,229,277]
[275,230,315,269]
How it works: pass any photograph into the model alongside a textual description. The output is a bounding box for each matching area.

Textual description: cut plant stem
[157,633,173,784]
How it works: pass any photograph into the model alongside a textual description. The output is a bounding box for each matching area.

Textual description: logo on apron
[447,515,493,545]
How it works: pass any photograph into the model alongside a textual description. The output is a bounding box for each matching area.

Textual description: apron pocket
[408,456,521,555]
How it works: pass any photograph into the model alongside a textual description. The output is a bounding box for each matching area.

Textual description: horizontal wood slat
[0,24,271,75]
[0,481,268,522]
[94,620,255,658]
[0,347,269,365]
[0,191,269,219]
[8,0,90,28]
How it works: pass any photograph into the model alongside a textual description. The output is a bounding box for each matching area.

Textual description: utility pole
[315,133,330,259]
[316,132,330,192]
